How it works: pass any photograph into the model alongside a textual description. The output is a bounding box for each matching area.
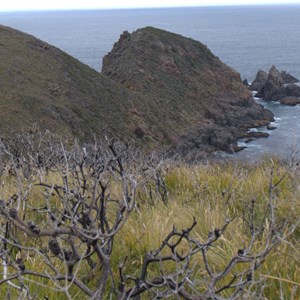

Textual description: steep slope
[103,27,273,155]
[0,25,138,140]
[1,25,273,158]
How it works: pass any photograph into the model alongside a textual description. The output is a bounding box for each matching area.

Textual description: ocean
[1,5,300,159]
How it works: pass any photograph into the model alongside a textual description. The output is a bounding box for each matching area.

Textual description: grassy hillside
[1,25,273,157]
[0,25,142,140]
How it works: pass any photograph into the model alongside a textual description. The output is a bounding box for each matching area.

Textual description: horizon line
[1,3,300,13]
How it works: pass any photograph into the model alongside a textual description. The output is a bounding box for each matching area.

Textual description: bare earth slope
[103,27,273,156]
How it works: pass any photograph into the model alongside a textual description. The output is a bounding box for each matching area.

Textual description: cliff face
[102,27,273,155]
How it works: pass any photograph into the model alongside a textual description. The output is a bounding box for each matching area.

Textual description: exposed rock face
[280,96,300,106]
[286,84,300,97]
[281,71,299,84]
[250,66,300,103]
[103,27,273,156]
[243,79,249,86]
[250,70,268,94]
[243,131,269,139]
[263,66,286,100]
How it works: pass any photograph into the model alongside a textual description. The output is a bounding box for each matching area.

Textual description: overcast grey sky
[1,0,300,11]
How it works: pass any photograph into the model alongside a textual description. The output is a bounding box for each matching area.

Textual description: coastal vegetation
[0,24,300,299]
[0,25,273,158]
[0,131,300,299]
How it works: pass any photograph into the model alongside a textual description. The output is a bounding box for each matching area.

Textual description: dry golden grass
[1,157,300,299]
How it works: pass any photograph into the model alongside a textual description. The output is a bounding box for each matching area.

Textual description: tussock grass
[1,157,300,299]
[112,158,300,299]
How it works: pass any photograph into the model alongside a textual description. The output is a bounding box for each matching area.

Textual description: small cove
[231,98,300,161]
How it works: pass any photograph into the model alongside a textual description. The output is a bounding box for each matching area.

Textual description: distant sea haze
[1,5,300,159]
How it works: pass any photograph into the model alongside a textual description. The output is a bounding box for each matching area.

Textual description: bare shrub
[0,130,298,299]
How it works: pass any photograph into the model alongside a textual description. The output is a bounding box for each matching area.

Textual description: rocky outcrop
[103,27,274,156]
[280,96,300,106]
[286,84,300,97]
[250,70,268,94]
[243,131,269,139]
[243,79,250,86]
[250,66,300,103]
[263,66,286,100]
[281,71,299,84]
[267,124,277,130]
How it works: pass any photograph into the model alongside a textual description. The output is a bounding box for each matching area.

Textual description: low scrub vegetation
[0,130,300,299]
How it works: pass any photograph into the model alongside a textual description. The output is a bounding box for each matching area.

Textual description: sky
[1,0,300,11]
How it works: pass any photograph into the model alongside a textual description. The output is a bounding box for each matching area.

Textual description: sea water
[1,5,300,159]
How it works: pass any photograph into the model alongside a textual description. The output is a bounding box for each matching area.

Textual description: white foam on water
[247,128,258,133]
[238,141,248,147]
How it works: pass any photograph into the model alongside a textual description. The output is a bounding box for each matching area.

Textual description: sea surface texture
[1,5,300,159]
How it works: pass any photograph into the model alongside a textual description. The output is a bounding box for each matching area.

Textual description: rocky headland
[102,27,273,157]
[0,25,274,158]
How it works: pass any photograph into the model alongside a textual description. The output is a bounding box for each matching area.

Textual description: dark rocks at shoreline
[281,71,299,84]
[249,66,300,104]
[232,144,247,152]
[263,66,286,100]
[250,70,268,95]
[280,96,300,106]
[267,124,277,130]
[242,131,269,139]
[243,79,250,86]
[245,138,255,143]
[286,84,300,97]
